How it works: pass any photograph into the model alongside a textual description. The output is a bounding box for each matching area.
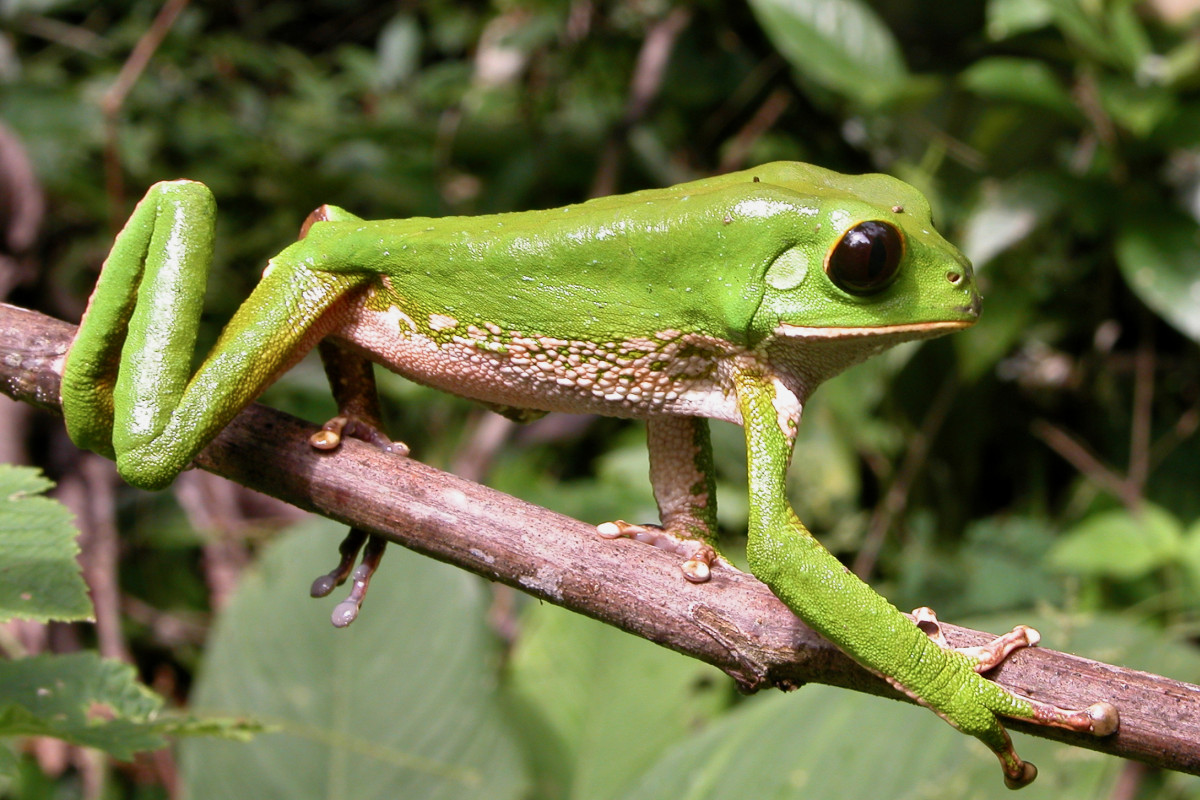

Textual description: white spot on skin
[770,377,802,438]
[429,313,458,331]
[733,198,818,219]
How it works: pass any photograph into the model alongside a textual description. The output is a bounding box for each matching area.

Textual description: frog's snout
[945,254,981,321]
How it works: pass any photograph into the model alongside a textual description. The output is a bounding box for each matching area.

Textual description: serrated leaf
[0,652,165,759]
[178,522,528,800]
[747,0,910,108]
[507,601,726,800]
[1116,211,1200,344]
[0,465,92,623]
[1049,505,1183,580]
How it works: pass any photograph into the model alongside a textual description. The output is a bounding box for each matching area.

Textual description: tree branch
[3,300,1200,776]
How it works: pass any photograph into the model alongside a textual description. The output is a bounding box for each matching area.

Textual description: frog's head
[741,162,979,393]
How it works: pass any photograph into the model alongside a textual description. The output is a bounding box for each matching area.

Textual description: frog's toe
[328,533,387,628]
[310,527,388,628]
[311,527,368,597]
[911,607,1039,671]
[597,520,716,583]
[1030,699,1120,736]
[310,414,410,456]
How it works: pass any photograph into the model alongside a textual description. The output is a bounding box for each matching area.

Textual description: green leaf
[1178,519,1200,600]
[960,175,1065,268]
[1049,505,1183,580]
[960,58,1078,118]
[1116,210,1200,344]
[621,683,1121,799]
[0,465,92,623]
[985,0,1055,40]
[746,0,911,108]
[0,653,166,760]
[1096,75,1174,138]
[178,522,528,800]
[506,601,726,800]
[375,13,422,89]
[959,517,1062,614]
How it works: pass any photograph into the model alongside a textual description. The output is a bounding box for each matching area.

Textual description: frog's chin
[763,319,973,396]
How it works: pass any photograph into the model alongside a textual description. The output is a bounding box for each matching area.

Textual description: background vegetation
[2,0,1200,797]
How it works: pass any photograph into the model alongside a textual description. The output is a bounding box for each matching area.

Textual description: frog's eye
[825,220,903,296]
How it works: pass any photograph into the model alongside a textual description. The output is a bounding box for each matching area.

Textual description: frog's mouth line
[774,319,975,340]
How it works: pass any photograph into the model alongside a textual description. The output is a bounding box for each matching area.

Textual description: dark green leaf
[0,465,92,624]
[960,58,1078,118]
[507,602,726,800]
[0,653,165,761]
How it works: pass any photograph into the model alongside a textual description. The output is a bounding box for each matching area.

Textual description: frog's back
[293,163,890,347]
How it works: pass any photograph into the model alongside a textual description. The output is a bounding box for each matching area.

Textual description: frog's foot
[910,606,1041,669]
[310,527,387,627]
[310,414,410,456]
[596,520,717,583]
[910,606,1119,787]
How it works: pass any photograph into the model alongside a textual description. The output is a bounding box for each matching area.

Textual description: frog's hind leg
[598,416,721,582]
[307,337,406,627]
[297,204,408,628]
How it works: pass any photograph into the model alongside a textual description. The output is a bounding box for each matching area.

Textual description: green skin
[60,162,1115,787]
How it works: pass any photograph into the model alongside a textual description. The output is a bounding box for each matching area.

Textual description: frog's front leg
[597,416,720,582]
[731,367,1117,789]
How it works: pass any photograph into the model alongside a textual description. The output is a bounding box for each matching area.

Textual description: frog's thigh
[597,416,721,583]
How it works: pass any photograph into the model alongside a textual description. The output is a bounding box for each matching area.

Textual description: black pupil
[827,220,902,295]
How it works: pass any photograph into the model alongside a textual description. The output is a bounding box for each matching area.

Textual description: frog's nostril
[947,270,962,285]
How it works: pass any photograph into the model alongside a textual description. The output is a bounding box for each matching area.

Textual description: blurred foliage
[2,0,1200,796]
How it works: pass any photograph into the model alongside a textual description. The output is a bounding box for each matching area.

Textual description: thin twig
[3,301,1200,776]
[101,0,191,225]
[590,7,692,198]
[853,376,958,579]
[1031,418,1140,508]
[717,87,792,174]
[1128,319,1155,493]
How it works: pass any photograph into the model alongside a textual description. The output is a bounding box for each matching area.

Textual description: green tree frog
[60,162,1117,787]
